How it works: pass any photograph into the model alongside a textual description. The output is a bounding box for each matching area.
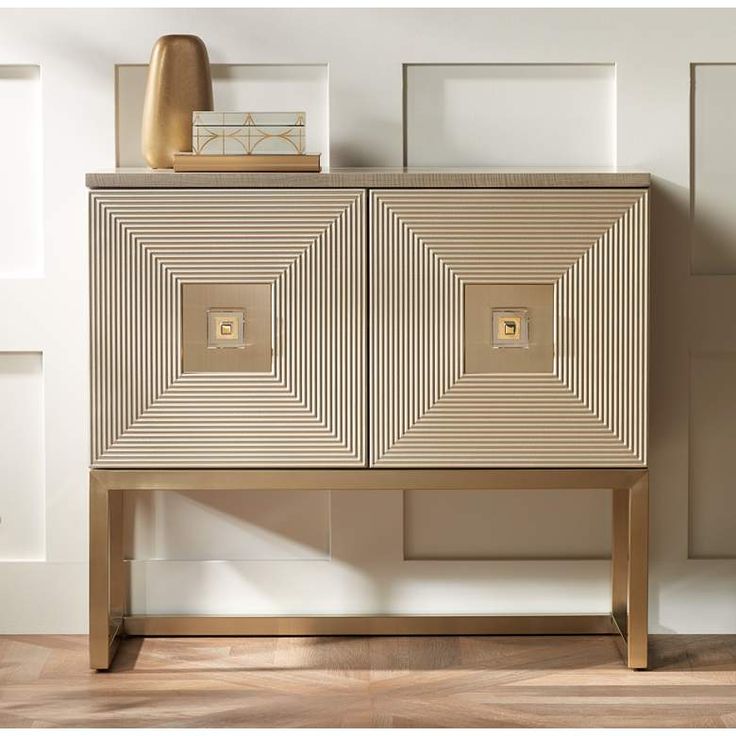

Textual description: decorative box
[192,111,306,155]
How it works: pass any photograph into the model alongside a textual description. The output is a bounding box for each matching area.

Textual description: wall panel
[0,65,41,277]
[405,490,611,560]
[689,352,736,558]
[404,63,615,167]
[691,63,736,274]
[116,63,329,167]
[0,352,44,561]
[124,490,330,561]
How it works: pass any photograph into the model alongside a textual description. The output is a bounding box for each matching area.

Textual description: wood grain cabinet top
[86,167,650,190]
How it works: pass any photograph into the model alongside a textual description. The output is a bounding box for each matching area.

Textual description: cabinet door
[370,188,648,468]
[91,189,365,468]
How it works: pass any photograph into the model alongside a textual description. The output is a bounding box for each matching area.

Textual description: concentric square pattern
[91,187,647,469]
[370,189,649,467]
[90,189,365,468]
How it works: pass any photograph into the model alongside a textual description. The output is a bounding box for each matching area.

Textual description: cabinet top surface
[86,167,650,189]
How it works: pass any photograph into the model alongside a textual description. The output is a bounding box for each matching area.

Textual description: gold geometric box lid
[192,111,307,155]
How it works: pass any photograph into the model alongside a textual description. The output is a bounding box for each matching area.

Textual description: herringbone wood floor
[1,635,735,727]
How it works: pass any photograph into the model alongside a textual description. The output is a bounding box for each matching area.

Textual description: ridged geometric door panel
[370,189,648,468]
[90,189,365,468]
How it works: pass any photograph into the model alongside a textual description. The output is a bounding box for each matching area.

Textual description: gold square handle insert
[492,308,529,348]
[207,309,245,348]
[502,317,520,338]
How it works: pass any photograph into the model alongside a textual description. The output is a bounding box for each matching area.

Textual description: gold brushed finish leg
[89,475,125,670]
[611,488,629,638]
[626,472,649,669]
[109,488,126,645]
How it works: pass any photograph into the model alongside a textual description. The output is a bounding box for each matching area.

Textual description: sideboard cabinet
[88,169,650,670]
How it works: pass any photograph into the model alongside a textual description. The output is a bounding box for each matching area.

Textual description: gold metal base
[90,469,649,671]
[123,614,617,637]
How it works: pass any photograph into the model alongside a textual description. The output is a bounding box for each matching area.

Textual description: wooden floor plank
[0,635,734,727]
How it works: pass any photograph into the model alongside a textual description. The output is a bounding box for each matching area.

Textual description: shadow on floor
[103,634,736,675]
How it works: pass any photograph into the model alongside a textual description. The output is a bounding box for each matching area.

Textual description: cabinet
[88,169,650,671]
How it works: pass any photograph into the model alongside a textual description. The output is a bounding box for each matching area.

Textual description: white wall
[0,8,735,634]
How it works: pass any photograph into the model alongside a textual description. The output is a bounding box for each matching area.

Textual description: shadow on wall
[123,489,331,562]
[646,176,693,634]
[124,176,698,629]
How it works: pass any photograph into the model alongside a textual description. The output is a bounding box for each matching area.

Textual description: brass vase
[141,35,214,168]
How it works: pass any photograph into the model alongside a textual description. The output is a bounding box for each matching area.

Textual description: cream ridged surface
[370,189,648,468]
[90,189,365,468]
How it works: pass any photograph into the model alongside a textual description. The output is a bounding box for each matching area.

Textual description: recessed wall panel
[692,64,736,274]
[116,64,329,167]
[405,490,610,559]
[404,64,615,167]
[124,490,330,561]
[690,352,736,558]
[0,353,44,560]
[0,66,42,277]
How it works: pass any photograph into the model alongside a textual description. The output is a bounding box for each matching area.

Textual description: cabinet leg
[626,473,649,669]
[611,474,649,669]
[611,487,629,637]
[89,475,125,670]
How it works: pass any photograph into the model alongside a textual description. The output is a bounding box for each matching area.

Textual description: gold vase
[141,35,214,169]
